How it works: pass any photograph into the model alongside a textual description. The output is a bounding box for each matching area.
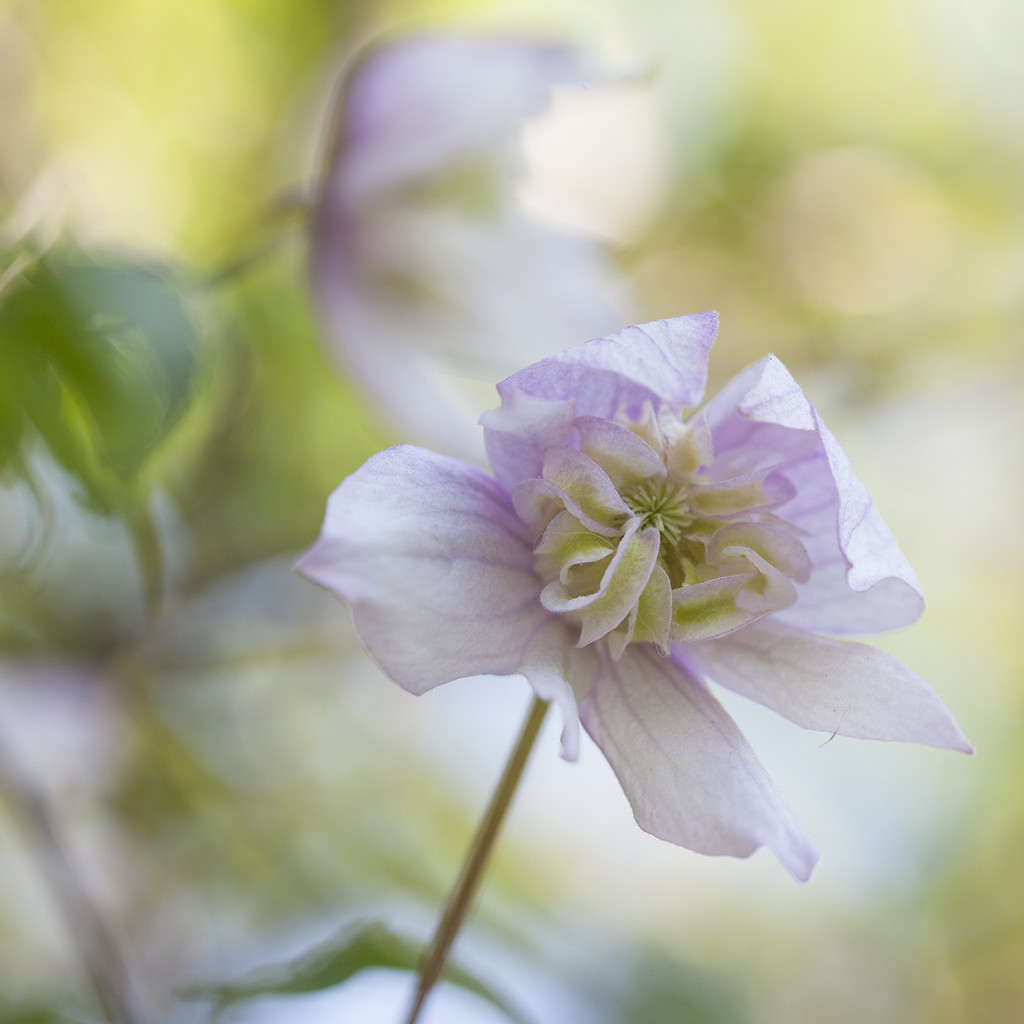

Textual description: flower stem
[402,694,549,1024]
[123,493,164,624]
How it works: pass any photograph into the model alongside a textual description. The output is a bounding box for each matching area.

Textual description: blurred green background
[1,0,1021,1021]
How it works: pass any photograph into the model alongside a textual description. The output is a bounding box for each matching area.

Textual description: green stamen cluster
[621,478,694,547]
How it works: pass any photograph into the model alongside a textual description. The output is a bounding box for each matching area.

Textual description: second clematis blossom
[298,314,970,880]
[309,33,627,461]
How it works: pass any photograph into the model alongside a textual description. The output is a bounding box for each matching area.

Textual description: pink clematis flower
[309,33,627,461]
[298,314,970,880]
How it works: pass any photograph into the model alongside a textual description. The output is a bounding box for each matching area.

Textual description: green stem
[403,694,549,1024]
[124,492,163,623]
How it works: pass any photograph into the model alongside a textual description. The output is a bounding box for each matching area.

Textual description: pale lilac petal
[485,314,718,487]
[784,410,924,631]
[324,35,581,205]
[296,446,548,693]
[579,645,820,881]
[517,620,601,761]
[500,313,717,415]
[689,620,972,751]
[703,355,924,634]
[481,391,578,494]
[700,355,819,479]
[574,415,666,489]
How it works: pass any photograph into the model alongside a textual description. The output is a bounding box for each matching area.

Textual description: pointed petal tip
[951,732,974,756]
[293,542,325,587]
[909,705,974,755]
[293,535,349,597]
[559,726,580,762]
[780,837,821,884]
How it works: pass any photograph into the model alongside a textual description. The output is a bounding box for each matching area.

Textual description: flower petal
[517,619,601,761]
[704,355,924,633]
[485,314,719,487]
[574,415,666,489]
[783,411,924,632]
[536,510,616,580]
[324,35,582,204]
[669,574,761,643]
[579,645,820,880]
[688,620,973,752]
[689,469,795,518]
[611,562,672,657]
[708,521,812,584]
[296,446,548,693]
[574,527,660,646]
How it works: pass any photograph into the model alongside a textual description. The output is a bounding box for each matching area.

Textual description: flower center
[513,401,813,659]
[621,478,694,547]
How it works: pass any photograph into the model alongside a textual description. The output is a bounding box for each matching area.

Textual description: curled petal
[513,477,621,539]
[608,562,673,659]
[518,620,601,761]
[708,521,812,584]
[482,391,578,494]
[536,511,616,582]
[704,355,924,634]
[486,314,719,487]
[297,446,548,693]
[688,620,973,752]
[689,469,795,518]
[540,446,632,527]
[540,521,661,645]
[574,415,666,489]
[669,574,760,643]
[573,526,660,647]
[579,645,820,881]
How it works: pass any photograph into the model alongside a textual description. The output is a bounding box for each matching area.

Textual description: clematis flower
[298,314,970,880]
[309,33,627,461]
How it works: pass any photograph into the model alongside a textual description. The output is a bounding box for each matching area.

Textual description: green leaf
[186,919,532,1024]
[0,247,201,505]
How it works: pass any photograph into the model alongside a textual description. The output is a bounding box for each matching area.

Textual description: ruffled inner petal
[574,526,661,647]
[669,574,761,643]
[535,510,617,585]
[512,476,621,538]
[689,469,795,518]
[540,518,653,622]
[708,521,812,583]
[541,445,633,528]
[629,562,673,652]
[574,415,666,489]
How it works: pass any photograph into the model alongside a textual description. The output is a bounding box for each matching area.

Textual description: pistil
[621,478,694,547]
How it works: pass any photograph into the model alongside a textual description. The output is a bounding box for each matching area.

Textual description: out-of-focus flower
[308,33,628,460]
[298,314,970,880]
[0,659,122,798]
